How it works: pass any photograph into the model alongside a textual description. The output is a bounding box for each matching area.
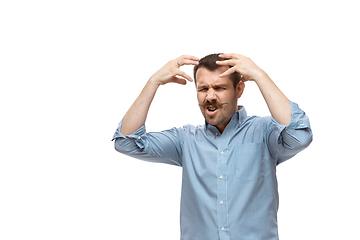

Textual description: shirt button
[137,136,141,140]
[220,151,224,155]
[219,175,223,179]
[215,132,218,136]
[221,227,225,231]
[220,201,223,205]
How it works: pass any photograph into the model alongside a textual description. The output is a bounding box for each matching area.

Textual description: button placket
[216,131,232,240]
[217,145,229,239]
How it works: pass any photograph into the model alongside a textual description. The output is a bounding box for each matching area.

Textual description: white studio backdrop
[1,0,359,239]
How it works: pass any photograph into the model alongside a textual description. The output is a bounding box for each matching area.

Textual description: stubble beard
[200,97,238,129]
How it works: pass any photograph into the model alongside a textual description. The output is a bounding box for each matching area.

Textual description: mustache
[198,100,227,108]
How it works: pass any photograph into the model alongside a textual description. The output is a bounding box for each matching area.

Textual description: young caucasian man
[112,53,313,240]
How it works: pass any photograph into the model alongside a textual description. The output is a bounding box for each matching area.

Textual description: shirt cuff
[111,119,147,146]
[271,101,311,138]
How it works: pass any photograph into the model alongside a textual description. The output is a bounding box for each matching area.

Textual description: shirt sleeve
[266,101,313,165]
[112,120,183,167]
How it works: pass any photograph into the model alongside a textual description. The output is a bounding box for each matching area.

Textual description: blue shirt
[112,101,312,240]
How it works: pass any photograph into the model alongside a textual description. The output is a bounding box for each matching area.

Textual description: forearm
[216,53,291,125]
[120,79,159,136]
[255,71,291,125]
[119,55,198,136]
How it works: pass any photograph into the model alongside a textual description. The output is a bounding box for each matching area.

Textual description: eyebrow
[213,84,228,88]
[197,84,228,89]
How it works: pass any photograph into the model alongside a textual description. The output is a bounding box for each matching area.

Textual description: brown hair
[193,53,241,88]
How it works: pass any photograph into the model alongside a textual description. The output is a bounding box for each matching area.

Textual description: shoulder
[242,115,272,128]
[165,124,206,145]
[179,124,206,134]
[167,124,207,138]
[233,115,273,144]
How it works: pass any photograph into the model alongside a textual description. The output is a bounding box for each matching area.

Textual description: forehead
[196,66,232,87]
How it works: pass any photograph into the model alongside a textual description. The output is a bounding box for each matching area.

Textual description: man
[112,53,312,240]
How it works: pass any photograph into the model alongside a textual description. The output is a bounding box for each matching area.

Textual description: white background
[1,0,359,239]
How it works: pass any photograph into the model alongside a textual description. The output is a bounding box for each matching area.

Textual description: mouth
[205,105,219,116]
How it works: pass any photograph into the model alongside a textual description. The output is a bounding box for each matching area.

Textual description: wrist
[148,76,162,88]
[253,69,270,85]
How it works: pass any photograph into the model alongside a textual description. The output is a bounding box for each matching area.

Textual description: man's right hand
[119,55,199,136]
[149,55,199,86]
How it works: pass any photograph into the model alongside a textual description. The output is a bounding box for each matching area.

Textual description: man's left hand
[216,53,265,82]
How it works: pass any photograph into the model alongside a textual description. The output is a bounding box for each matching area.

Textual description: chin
[205,117,221,126]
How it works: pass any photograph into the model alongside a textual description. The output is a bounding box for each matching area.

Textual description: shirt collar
[205,105,248,135]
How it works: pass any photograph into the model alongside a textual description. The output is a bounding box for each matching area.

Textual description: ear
[236,81,245,99]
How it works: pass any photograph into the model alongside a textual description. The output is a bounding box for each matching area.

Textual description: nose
[206,88,217,102]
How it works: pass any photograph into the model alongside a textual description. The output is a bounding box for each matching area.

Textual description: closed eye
[198,87,208,92]
[214,87,225,90]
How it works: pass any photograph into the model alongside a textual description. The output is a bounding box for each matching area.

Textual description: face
[196,66,244,133]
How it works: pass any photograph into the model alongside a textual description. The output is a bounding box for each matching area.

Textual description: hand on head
[216,53,264,82]
[149,55,199,86]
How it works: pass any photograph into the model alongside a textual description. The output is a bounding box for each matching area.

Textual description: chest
[181,128,272,182]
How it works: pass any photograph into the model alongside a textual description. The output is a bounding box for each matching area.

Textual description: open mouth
[206,105,218,115]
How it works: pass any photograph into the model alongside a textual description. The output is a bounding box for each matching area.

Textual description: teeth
[208,106,217,112]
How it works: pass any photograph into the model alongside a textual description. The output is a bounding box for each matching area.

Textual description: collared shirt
[112,101,312,240]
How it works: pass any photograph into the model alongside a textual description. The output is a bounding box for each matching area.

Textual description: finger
[176,70,193,82]
[170,76,187,85]
[181,55,200,61]
[176,55,199,66]
[216,59,237,66]
[219,67,236,78]
[218,53,239,59]
[178,59,199,66]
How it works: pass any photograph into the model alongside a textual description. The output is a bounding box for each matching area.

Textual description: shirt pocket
[235,143,265,181]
